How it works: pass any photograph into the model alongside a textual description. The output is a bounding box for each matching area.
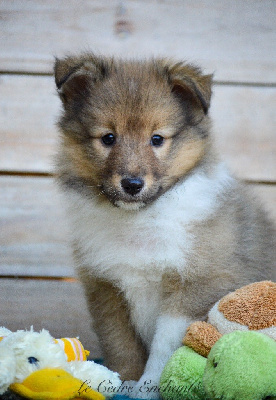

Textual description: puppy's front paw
[128,376,161,399]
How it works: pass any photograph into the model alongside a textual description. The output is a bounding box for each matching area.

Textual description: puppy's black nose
[121,178,144,196]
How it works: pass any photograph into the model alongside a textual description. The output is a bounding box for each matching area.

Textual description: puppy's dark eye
[151,135,164,147]
[101,133,116,146]
[28,356,39,365]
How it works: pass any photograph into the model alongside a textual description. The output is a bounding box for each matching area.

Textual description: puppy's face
[55,55,212,210]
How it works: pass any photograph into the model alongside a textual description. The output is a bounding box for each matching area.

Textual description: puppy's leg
[79,271,148,381]
[131,270,245,399]
[129,272,194,399]
[133,314,192,399]
[131,271,233,399]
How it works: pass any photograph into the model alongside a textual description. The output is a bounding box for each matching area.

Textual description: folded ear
[166,62,213,114]
[54,54,111,104]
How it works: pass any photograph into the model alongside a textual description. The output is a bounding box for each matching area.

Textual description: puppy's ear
[54,54,111,104]
[167,62,213,114]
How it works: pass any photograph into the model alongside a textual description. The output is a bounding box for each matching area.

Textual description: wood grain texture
[0,0,275,83]
[0,278,102,357]
[0,176,73,277]
[211,85,276,181]
[0,75,275,181]
[0,176,275,277]
[0,75,59,173]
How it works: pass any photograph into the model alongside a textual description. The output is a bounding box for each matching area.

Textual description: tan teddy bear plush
[183,281,276,357]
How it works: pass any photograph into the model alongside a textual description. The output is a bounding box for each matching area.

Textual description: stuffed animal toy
[184,280,275,358]
[203,330,276,400]
[208,280,275,338]
[160,330,276,400]
[0,327,121,399]
[160,281,276,400]
[160,345,206,400]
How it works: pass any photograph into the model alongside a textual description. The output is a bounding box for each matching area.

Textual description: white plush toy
[0,327,121,399]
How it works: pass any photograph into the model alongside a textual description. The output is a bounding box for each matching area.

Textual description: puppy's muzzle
[121,177,144,196]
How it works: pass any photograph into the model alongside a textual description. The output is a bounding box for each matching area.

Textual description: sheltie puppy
[54,54,275,399]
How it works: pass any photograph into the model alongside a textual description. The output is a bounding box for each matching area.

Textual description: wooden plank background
[1,75,276,181]
[1,278,102,357]
[1,0,276,83]
[0,0,275,349]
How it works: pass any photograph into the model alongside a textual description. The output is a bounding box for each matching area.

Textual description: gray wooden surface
[1,0,275,83]
[2,278,102,357]
[1,75,275,181]
[0,0,275,348]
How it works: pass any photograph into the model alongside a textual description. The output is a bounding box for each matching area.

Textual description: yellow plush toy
[54,337,90,362]
[0,327,121,400]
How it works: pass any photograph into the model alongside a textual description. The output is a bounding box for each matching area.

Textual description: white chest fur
[121,268,162,346]
[64,163,233,344]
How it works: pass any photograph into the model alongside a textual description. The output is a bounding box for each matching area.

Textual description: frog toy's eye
[28,356,39,365]
[212,358,218,368]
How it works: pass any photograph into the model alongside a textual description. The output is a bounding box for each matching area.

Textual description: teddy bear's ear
[166,61,213,115]
[183,321,222,358]
[54,54,112,104]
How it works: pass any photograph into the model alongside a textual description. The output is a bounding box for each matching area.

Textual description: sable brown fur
[55,54,214,207]
[78,268,148,380]
[161,185,275,319]
[54,53,275,391]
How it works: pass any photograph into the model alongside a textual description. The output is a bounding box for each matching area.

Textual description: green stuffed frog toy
[160,281,276,400]
[160,330,276,400]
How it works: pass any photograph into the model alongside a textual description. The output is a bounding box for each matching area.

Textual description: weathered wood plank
[0,75,275,181]
[0,0,275,83]
[0,176,275,277]
[211,85,276,182]
[0,176,74,277]
[0,278,102,357]
[0,75,59,173]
